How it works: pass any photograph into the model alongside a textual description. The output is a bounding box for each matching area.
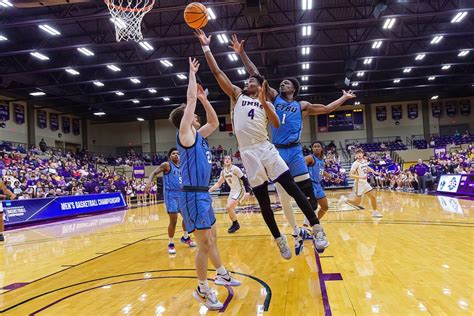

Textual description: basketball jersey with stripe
[271,95,302,145]
[163,162,181,191]
[351,159,369,180]
[222,165,244,192]
[177,131,212,187]
[232,94,269,147]
[308,155,325,183]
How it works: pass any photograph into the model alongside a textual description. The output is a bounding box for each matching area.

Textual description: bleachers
[414,135,474,149]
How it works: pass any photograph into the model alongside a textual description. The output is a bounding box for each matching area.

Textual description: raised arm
[145,162,169,191]
[195,29,241,100]
[179,57,200,147]
[229,34,278,101]
[197,84,219,138]
[302,90,356,115]
[259,80,280,128]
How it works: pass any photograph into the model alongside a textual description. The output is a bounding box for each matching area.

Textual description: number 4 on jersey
[248,109,255,120]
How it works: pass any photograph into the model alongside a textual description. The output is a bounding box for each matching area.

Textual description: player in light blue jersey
[168,57,240,311]
[229,35,355,254]
[146,147,196,255]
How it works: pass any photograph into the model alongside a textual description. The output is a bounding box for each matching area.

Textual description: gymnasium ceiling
[0,0,473,123]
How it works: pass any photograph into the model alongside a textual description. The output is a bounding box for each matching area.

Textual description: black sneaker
[227,221,240,233]
[0,234,4,242]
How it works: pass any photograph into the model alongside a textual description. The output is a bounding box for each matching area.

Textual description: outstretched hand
[197,84,207,101]
[258,80,268,102]
[342,90,356,99]
[228,34,245,54]
[194,29,212,46]
[189,57,200,74]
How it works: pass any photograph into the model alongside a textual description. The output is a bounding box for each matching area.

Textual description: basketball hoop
[104,0,155,42]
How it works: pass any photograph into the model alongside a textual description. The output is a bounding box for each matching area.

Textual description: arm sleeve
[240,175,251,192]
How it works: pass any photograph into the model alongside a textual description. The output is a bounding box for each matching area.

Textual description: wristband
[202,45,210,53]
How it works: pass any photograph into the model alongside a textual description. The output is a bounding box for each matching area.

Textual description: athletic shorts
[240,141,289,188]
[164,190,181,213]
[353,180,373,196]
[276,144,309,179]
[228,188,245,204]
[180,191,216,233]
[312,182,326,200]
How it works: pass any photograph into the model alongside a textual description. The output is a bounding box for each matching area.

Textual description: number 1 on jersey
[248,109,255,120]
[282,113,287,124]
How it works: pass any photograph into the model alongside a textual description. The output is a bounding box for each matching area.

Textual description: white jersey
[221,165,244,192]
[232,94,270,148]
[350,159,369,181]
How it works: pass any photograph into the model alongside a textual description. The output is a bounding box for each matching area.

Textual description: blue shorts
[276,145,309,178]
[312,182,326,200]
[180,191,216,233]
[164,190,181,213]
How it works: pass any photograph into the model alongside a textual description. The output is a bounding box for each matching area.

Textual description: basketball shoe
[168,243,176,254]
[180,236,197,247]
[313,224,329,253]
[275,234,292,260]
[293,228,308,256]
[215,272,241,286]
[192,287,223,310]
[227,221,240,233]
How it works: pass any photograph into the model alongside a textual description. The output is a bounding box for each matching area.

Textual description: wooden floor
[0,190,473,315]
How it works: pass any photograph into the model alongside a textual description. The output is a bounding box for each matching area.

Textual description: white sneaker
[275,235,292,260]
[192,287,223,310]
[338,195,348,208]
[168,243,176,255]
[372,211,383,218]
[215,272,241,286]
[312,224,329,253]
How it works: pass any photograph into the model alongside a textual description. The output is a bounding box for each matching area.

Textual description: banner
[434,147,446,158]
[2,193,126,226]
[445,100,457,117]
[407,103,418,119]
[0,101,9,121]
[436,174,474,197]
[391,104,402,120]
[62,116,71,134]
[14,103,25,124]
[432,101,442,118]
[72,118,80,135]
[133,166,145,178]
[375,106,387,121]
[50,113,59,131]
[459,99,471,116]
[37,110,47,129]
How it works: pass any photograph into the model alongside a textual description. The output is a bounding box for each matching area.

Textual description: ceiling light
[302,0,312,10]
[0,0,13,7]
[217,34,228,44]
[363,58,372,64]
[110,17,126,29]
[301,47,310,55]
[207,8,216,20]
[137,117,145,121]
[93,81,104,87]
[132,99,140,104]
[65,68,80,75]
[0,35,8,41]
[393,79,400,83]
[351,82,359,87]
[302,25,312,36]
[115,91,124,96]
[148,88,157,93]
[403,67,412,73]
[451,11,468,23]
[355,101,361,105]
[415,53,425,60]
[38,24,61,36]
[228,53,238,61]
[130,78,141,84]
[431,95,439,100]
[177,74,187,80]
[160,59,173,67]
[163,97,170,101]
[301,86,308,91]
[237,68,246,75]
[428,76,435,81]
[77,47,94,56]
[458,50,470,57]
[431,35,443,44]
[30,52,49,60]
[372,41,382,49]
[93,112,106,116]
[301,76,308,81]
[383,18,396,29]
[357,72,364,77]
[30,91,46,96]
[139,41,153,51]
[107,64,121,72]
[302,63,309,69]
[441,65,451,70]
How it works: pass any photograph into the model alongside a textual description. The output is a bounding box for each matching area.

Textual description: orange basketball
[184,2,208,29]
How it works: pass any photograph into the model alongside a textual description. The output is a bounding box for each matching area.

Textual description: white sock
[168,237,174,244]
[198,280,209,292]
[183,231,189,239]
[216,265,227,275]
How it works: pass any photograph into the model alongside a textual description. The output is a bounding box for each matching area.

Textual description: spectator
[453,130,461,139]
[413,159,430,194]
[39,138,47,152]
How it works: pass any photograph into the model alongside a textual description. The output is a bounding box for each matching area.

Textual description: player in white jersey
[209,155,251,233]
[195,29,329,257]
[338,149,383,217]
[0,180,16,242]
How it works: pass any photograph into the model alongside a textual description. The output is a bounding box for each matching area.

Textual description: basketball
[184,2,208,29]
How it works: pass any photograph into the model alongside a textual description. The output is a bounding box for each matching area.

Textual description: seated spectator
[39,138,47,152]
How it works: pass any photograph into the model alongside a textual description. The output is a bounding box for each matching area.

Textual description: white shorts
[228,188,245,204]
[353,180,373,196]
[240,141,289,188]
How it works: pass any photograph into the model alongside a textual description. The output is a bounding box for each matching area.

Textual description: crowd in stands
[346,137,407,154]
[414,130,473,149]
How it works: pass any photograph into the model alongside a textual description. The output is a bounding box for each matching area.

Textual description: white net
[105,0,155,42]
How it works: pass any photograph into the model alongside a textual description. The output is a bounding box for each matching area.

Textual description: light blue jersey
[177,131,212,189]
[271,95,302,146]
[308,154,326,199]
[163,162,181,191]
